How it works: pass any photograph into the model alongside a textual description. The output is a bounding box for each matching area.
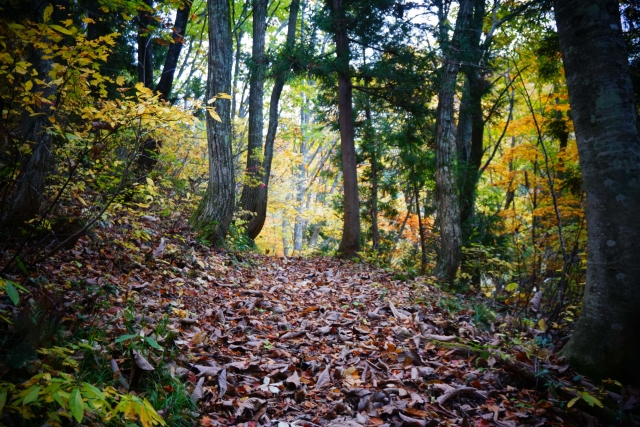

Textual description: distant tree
[555,0,640,385]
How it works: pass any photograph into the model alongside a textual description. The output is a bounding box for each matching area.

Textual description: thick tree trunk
[456,0,486,227]
[331,0,360,259]
[433,0,473,283]
[245,0,300,239]
[555,0,640,385]
[4,0,55,224]
[137,0,154,89]
[239,0,267,216]
[156,0,192,101]
[190,0,235,245]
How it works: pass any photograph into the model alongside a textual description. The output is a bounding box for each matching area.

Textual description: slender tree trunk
[137,0,154,89]
[555,0,640,385]
[364,98,379,251]
[308,172,341,248]
[231,0,250,120]
[293,97,311,252]
[245,0,300,239]
[239,0,267,217]
[86,0,99,41]
[156,0,192,101]
[433,0,472,283]
[190,0,235,245]
[330,0,360,258]
[412,171,427,275]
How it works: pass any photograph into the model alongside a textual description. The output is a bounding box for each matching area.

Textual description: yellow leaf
[24,80,33,91]
[50,25,74,35]
[206,97,216,104]
[567,396,580,408]
[208,110,221,122]
[217,92,232,100]
[44,5,53,22]
[116,76,125,86]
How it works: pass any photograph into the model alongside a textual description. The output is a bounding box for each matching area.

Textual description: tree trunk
[293,96,311,253]
[433,0,473,283]
[190,0,235,245]
[330,0,360,259]
[555,0,640,385]
[137,0,154,89]
[412,171,427,275]
[239,0,267,217]
[457,0,486,227]
[4,0,55,224]
[365,98,379,251]
[156,0,193,101]
[245,0,300,239]
[231,0,250,120]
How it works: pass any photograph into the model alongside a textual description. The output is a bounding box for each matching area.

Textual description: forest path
[121,253,589,426]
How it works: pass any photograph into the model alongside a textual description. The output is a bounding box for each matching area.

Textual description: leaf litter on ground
[1,210,639,427]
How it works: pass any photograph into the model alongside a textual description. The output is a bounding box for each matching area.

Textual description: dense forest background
[1,0,639,425]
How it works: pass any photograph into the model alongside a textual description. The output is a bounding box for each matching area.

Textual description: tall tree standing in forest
[328,0,360,258]
[433,0,473,283]
[190,0,235,244]
[3,0,56,223]
[239,0,267,219]
[137,0,154,89]
[245,0,300,239]
[554,0,640,385]
[156,0,193,101]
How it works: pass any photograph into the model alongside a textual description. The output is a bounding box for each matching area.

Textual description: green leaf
[145,336,162,350]
[23,385,40,405]
[69,387,84,423]
[567,396,580,408]
[52,391,65,408]
[0,389,7,416]
[115,334,137,343]
[577,391,603,408]
[82,383,105,400]
[5,282,19,305]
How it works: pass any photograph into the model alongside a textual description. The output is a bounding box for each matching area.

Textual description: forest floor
[1,209,639,427]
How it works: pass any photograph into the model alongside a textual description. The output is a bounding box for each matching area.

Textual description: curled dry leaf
[132,351,155,371]
[530,291,543,312]
[315,364,332,390]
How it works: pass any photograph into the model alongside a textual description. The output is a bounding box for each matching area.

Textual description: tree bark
[456,0,486,227]
[4,0,56,224]
[190,0,235,245]
[364,97,379,251]
[137,0,155,89]
[245,0,300,239]
[555,0,640,385]
[330,0,360,259]
[433,0,473,283]
[156,0,193,101]
[239,0,267,217]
